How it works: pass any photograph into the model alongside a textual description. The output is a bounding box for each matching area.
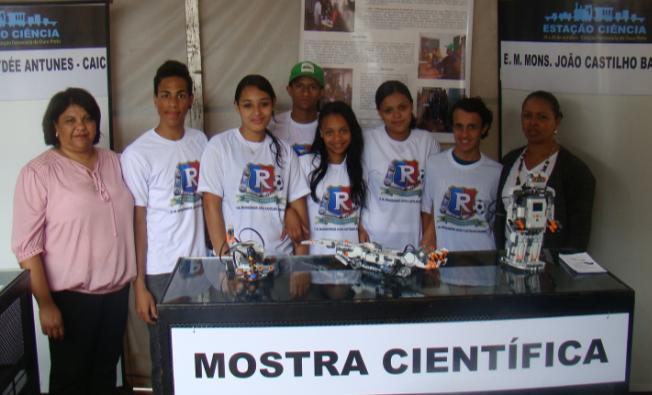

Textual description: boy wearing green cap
[270,60,324,156]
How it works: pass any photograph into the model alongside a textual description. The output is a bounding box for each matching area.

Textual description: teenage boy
[421,97,501,251]
[121,60,207,393]
[270,60,324,156]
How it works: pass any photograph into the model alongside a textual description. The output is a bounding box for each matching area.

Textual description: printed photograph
[304,0,355,33]
[418,34,466,80]
[322,67,353,106]
[416,87,465,133]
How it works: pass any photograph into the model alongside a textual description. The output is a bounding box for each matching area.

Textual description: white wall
[501,90,652,390]
[0,100,51,391]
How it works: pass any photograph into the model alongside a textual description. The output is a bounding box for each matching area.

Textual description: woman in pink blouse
[11,88,136,395]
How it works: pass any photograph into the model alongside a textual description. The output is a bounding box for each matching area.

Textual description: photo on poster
[416,87,465,134]
[304,0,355,33]
[322,67,353,106]
[418,34,467,81]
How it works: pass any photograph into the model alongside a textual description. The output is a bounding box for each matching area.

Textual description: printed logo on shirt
[238,163,284,204]
[381,159,423,197]
[317,185,359,225]
[438,186,490,227]
[171,161,201,206]
[292,143,312,156]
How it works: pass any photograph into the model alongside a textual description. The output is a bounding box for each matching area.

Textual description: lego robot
[302,239,448,277]
[502,173,560,272]
[218,227,275,282]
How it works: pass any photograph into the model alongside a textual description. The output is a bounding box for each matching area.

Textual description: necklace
[515,148,553,186]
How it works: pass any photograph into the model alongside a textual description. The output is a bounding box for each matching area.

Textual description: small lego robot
[218,227,275,282]
[302,239,448,277]
[502,173,560,272]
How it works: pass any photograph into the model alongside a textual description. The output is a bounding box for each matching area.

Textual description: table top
[160,250,632,305]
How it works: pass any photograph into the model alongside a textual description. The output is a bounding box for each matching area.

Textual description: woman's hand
[18,255,65,339]
[39,300,64,340]
[287,198,311,255]
[358,224,370,242]
[289,272,311,299]
[420,211,436,250]
[283,206,309,244]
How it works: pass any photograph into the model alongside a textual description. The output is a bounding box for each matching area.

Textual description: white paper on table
[559,252,607,274]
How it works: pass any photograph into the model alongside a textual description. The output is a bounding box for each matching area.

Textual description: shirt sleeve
[120,149,150,207]
[287,149,310,203]
[11,165,47,262]
[299,154,316,185]
[197,142,224,197]
[427,132,441,156]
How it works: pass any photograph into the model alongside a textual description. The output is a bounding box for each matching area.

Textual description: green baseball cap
[289,61,324,87]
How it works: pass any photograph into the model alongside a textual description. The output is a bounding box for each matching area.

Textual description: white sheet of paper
[559,252,607,274]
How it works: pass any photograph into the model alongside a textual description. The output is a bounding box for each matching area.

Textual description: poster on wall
[0,1,111,146]
[499,0,652,96]
[300,0,474,143]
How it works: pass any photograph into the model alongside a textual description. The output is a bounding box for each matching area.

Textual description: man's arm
[288,197,310,255]
[421,211,437,250]
[133,206,157,324]
[203,193,228,255]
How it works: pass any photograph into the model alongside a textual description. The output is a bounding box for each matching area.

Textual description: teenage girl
[300,101,366,254]
[199,74,310,255]
[361,80,440,250]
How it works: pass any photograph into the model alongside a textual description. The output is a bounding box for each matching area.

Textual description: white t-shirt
[121,128,208,275]
[269,110,318,156]
[198,128,310,255]
[300,154,360,255]
[361,126,440,250]
[422,149,502,251]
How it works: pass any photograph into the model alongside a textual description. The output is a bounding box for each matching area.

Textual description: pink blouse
[12,148,136,294]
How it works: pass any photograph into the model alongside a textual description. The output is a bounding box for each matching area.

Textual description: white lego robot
[502,173,560,272]
[302,239,448,277]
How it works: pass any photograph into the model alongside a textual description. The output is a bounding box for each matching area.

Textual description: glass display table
[156,251,633,395]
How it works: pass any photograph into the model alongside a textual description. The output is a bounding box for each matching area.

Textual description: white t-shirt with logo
[121,128,208,274]
[300,154,360,255]
[422,149,502,251]
[198,128,310,255]
[269,110,318,156]
[361,126,440,250]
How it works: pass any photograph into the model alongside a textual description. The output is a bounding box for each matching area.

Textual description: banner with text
[171,314,629,394]
[499,0,652,95]
[0,3,109,103]
[300,0,473,143]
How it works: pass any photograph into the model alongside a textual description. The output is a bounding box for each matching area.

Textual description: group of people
[10,59,595,394]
